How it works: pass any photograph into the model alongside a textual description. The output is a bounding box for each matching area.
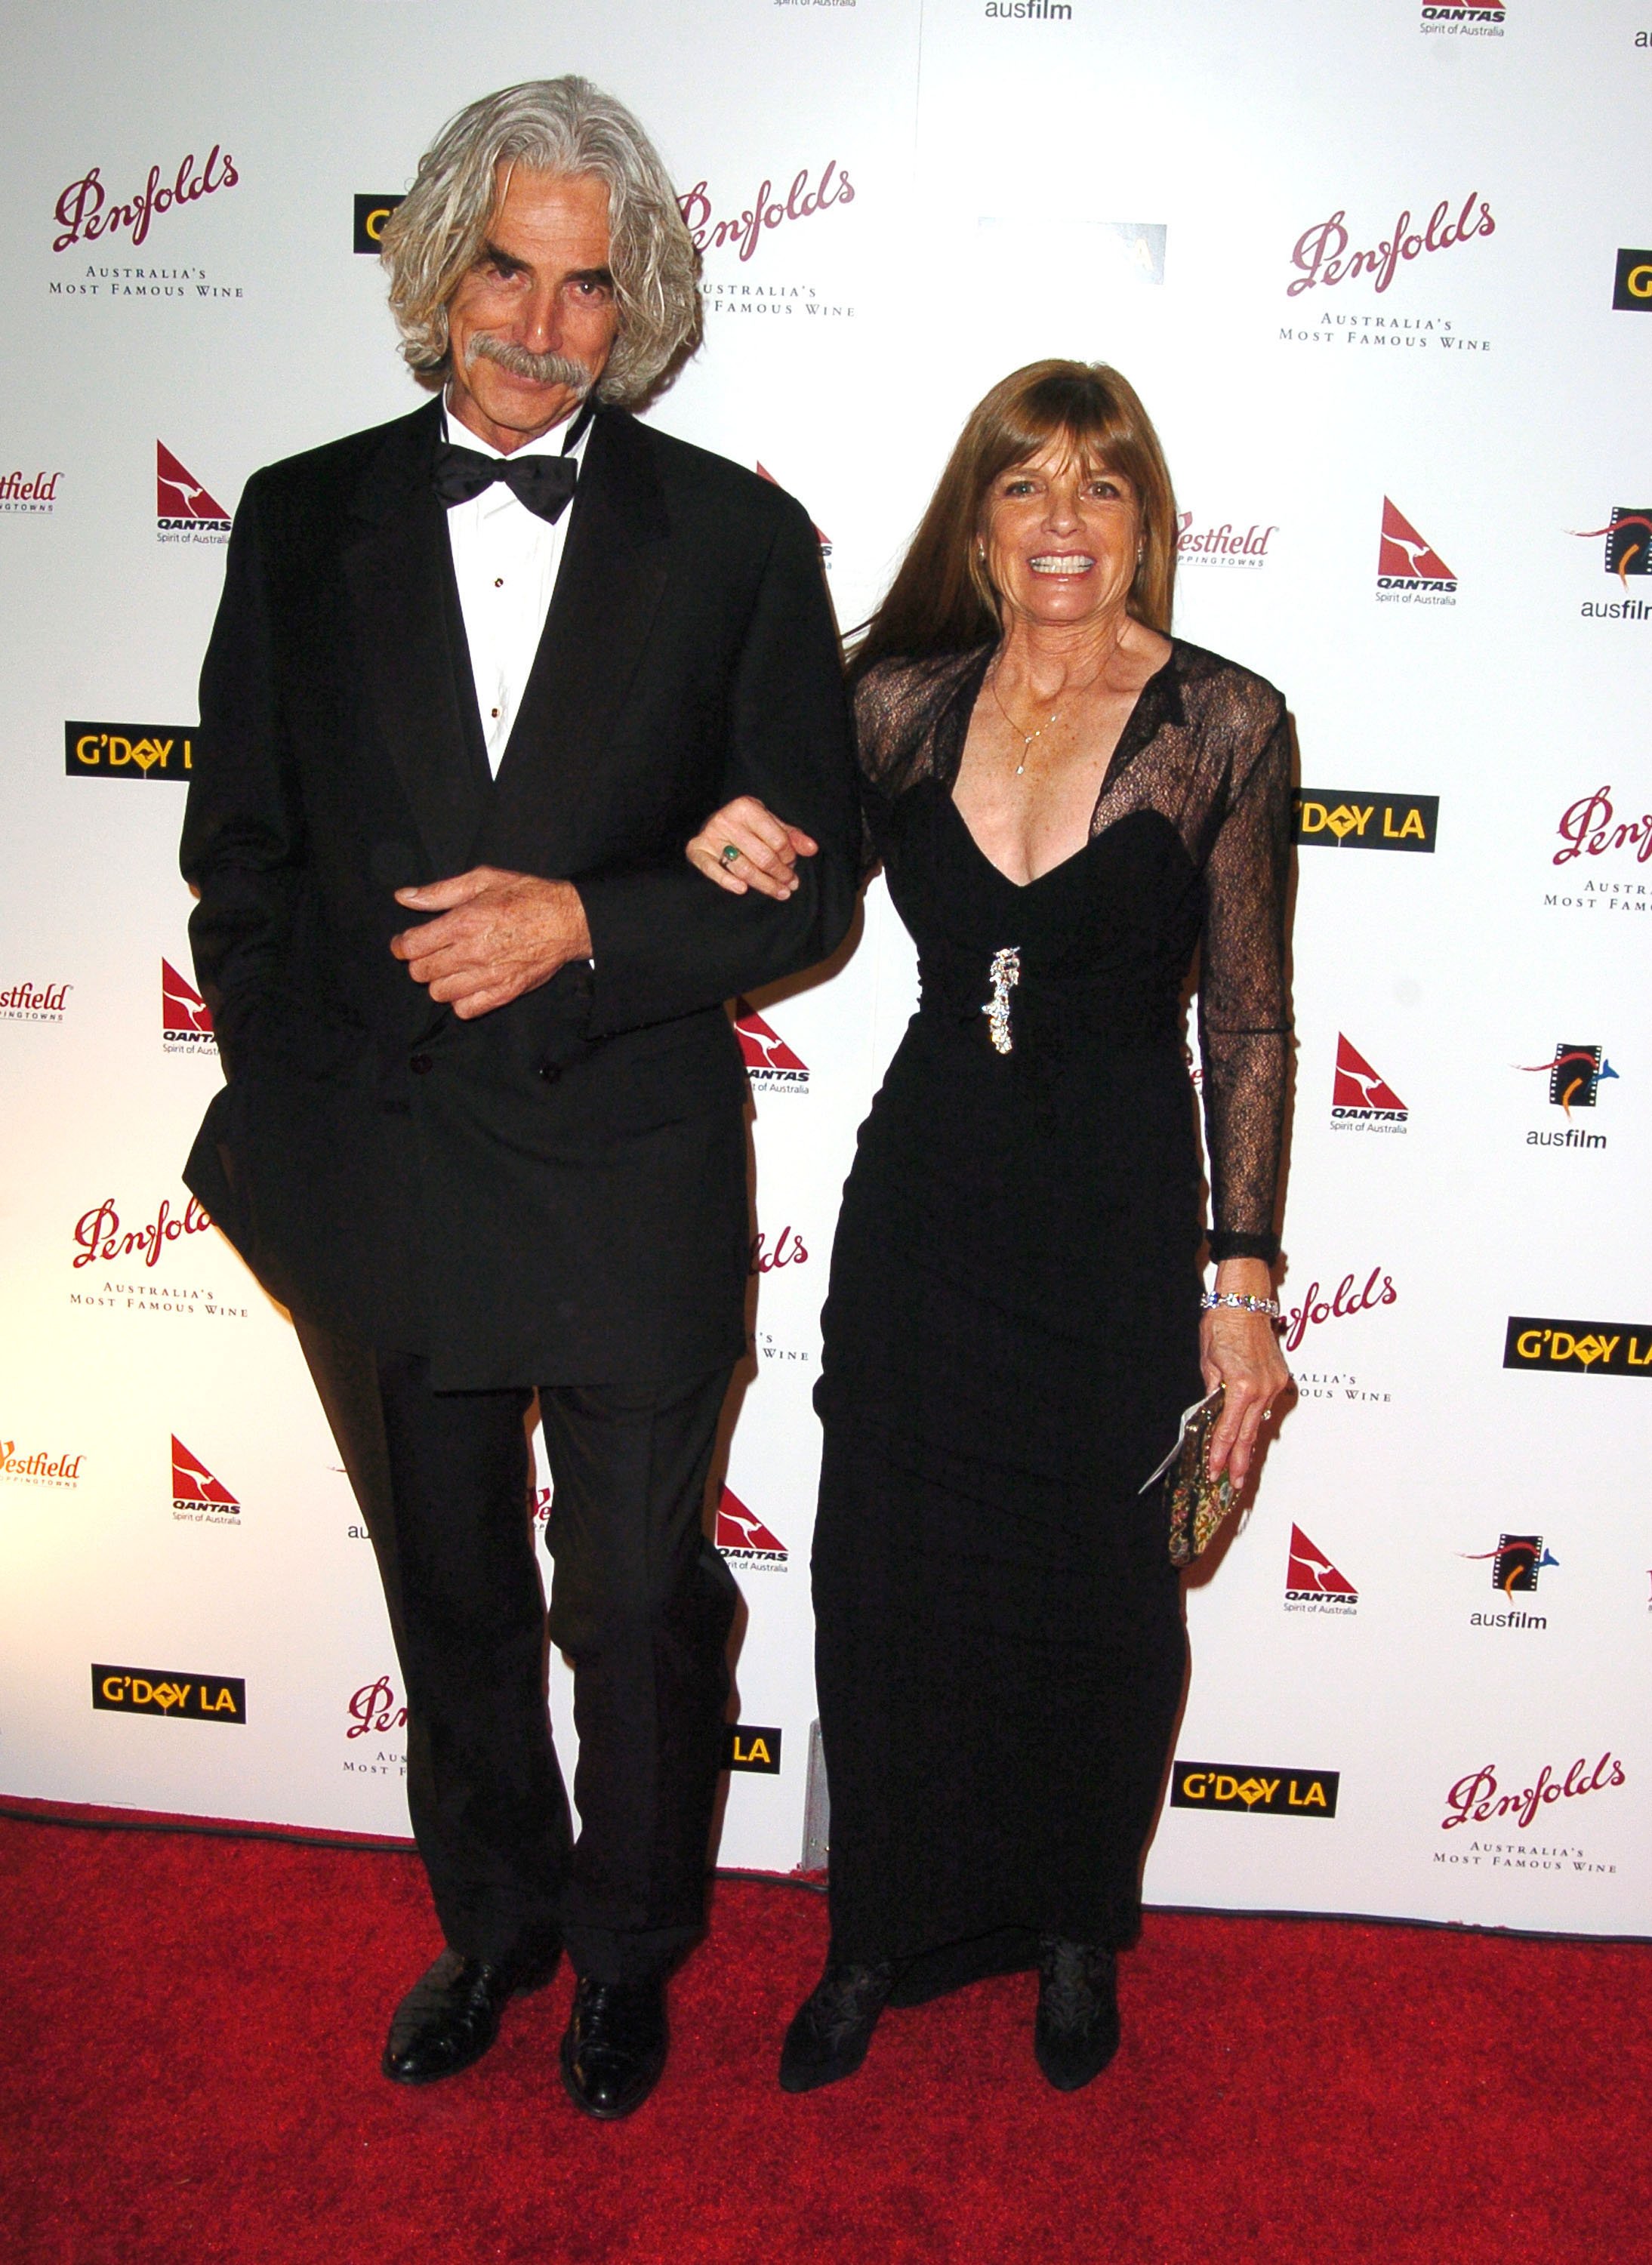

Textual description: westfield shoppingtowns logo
[65,721,196,781]
[52,144,238,253]
[0,979,71,1022]
[715,1486,788,1572]
[162,959,216,1052]
[171,1436,238,1524]
[1441,1753,1624,1834]
[1377,499,1456,602]
[1293,790,1438,852]
[92,1665,245,1722]
[1287,192,1494,297]
[1285,1526,1358,1613]
[0,470,61,516]
[0,1437,84,1487]
[1176,513,1278,571]
[734,999,808,1092]
[1331,1035,1408,1132]
[1170,1764,1339,1817]
[157,442,230,542]
[1503,1317,1652,1379]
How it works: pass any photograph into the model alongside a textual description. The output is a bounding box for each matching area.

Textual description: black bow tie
[433,443,578,523]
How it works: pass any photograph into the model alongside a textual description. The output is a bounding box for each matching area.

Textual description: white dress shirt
[440,397,592,775]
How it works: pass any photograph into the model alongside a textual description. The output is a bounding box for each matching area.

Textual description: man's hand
[390,867,592,1019]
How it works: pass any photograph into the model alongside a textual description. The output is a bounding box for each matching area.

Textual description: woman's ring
[720,843,741,865]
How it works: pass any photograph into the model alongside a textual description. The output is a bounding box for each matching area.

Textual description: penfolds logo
[678,160,853,265]
[347,1675,408,1740]
[73,1194,212,1271]
[1441,1752,1625,1833]
[750,1224,808,1275]
[1288,193,1494,297]
[53,145,238,253]
[1281,1266,1396,1353]
[1553,787,1652,867]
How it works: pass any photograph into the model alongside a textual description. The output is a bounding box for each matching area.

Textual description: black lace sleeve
[1195,702,1293,1263]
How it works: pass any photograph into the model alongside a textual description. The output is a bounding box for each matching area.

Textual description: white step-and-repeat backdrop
[2,0,1648,1936]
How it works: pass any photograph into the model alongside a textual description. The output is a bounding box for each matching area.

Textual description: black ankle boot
[1034,1937,1120,2091]
[778,1958,896,2093]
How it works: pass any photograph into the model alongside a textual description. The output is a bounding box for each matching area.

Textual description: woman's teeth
[1028,555,1094,575]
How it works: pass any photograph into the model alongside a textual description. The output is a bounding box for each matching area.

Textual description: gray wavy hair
[380,77,701,405]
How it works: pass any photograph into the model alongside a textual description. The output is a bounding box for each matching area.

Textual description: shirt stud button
[409,1053,433,1076]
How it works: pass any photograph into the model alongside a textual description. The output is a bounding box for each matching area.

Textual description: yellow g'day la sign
[1293,789,1438,852]
[91,1664,246,1721]
[1170,1762,1339,1817]
[66,721,197,780]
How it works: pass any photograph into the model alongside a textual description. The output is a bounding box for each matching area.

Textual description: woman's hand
[1200,1261,1293,1490]
[686,797,817,899]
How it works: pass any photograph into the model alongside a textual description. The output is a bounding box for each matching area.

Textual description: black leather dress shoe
[381,1943,559,2086]
[559,1975,668,2120]
[778,1959,896,2094]
[1034,1938,1120,2091]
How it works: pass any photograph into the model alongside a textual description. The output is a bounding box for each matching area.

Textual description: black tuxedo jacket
[180,398,858,1387]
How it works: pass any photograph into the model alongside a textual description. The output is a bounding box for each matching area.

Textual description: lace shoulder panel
[852,649,991,794]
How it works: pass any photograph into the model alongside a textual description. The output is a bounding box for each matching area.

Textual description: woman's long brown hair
[849,359,1178,684]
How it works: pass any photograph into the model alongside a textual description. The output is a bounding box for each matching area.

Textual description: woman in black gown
[689,361,1293,2091]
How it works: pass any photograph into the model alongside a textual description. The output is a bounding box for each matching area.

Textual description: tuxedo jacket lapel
[340,399,492,880]
[478,408,670,865]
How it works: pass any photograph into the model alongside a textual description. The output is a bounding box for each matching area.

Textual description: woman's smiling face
[979,439,1142,634]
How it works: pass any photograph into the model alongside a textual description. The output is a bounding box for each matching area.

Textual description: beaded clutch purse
[1141,1388,1235,1567]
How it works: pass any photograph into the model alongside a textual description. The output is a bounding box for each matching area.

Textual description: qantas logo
[1378,498,1456,593]
[734,998,809,1092]
[157,442,230,539]
[715,1485,788,1571]
[1285,1524,1358,1610]
[171,1435,238,1521]
[1331,1034,1408,1130]
[162,959,216,1052]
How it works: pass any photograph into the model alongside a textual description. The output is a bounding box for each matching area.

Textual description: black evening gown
[812,639,1291,1990]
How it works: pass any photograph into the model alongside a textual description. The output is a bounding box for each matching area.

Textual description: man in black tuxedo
[180,77,858,2117]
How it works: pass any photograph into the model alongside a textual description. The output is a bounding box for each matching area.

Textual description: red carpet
[5,1814,1648,2265]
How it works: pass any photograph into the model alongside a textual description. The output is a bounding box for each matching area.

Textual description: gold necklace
[988,665,1059,776]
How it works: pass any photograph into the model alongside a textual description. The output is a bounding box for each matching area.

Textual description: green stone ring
[720,843,741,864]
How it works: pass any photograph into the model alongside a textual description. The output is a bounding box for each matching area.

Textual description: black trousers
[297,1318,738,1983]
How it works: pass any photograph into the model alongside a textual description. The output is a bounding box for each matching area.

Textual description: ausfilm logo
[0,470,61,516]
[1515,1043,1617,1152]
[1287,193,1495,299]
[1176,513,1277,572]
[0,1438,84,1489]
[757,464,831,565]
[0,979,72,1022]
[1421,0,1504,35]
[1570,508,1652,624]
[1377,499,1456,604]
[1284,1526,1358,1615]
[157,443,230,544]
[1441,1753,1624,1835]
[735,998,809,1092]
[171,1436,238,1525]
[162,960,216,1053]
[1293,790,1438,852]
[1459,1532,1556,1631]
[1330,1035,1407,1133]
[65,722,196,781]
[1503,1317,1652,1379]
[715,1486,788,1573]
[52,144,238,254]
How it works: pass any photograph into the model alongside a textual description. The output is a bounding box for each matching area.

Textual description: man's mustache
[464,332,594,393]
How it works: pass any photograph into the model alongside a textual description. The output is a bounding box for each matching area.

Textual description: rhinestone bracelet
[1200,1291,1282,1317]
